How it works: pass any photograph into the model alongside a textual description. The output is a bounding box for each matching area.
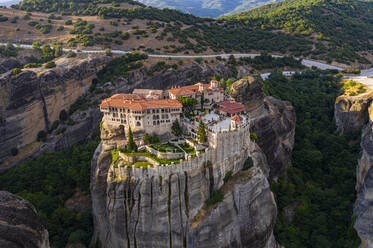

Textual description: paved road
[1,42,345,71]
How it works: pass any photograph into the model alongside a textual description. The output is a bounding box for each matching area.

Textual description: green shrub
[205,190,223,208]
[50,120,60,131]
[11,68,22,75]
[223,170,233,184]
[67,51,77,58]
[45,61,56,68]
[57,25,64,31]
[37,130,47,142]
[59,109,68,122]
[10,148,18,156]
[64,20,73,25]
[243,157,253,170]
[250,132,258,141]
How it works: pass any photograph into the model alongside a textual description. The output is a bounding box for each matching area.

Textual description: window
[136,122,141,127]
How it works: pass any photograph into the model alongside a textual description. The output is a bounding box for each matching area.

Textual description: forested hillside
[2,0,370,64]
[227,0,373,64]
[264,71,361,247]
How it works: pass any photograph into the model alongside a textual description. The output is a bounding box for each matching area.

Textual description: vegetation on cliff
[0,140,99,248]
[265,71,361,247]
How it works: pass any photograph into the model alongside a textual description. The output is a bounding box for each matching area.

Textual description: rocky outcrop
[91,76,295,247]
[112,61,246,94]
[335,91,373,247]
[335,91,373,134]
[231,77,296,180]
[0,191,49,248]
[0,55,110,162]
[91,141,278,248]
[354,122,373,248]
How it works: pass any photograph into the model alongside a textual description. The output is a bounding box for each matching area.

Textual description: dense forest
[0,141,99,248]
[264,71,361,247]
[10,0,373,64]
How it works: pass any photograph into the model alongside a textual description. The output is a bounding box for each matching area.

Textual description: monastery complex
[100,80,247,138]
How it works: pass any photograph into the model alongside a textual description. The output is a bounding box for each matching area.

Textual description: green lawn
[133,161,153,168]
[179,143,196,154]
[123,151,181,165]
[150,143,183,153]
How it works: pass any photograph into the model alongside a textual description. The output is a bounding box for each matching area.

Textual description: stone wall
[111,124,254,182]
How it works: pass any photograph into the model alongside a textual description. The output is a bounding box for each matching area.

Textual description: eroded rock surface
[335,91,373,134]
[0,55,110,162]
[335,91,373,247]
[355,122,373,248]
[91,77,294,247]
[0,191,49,248]
[231,78,296,180]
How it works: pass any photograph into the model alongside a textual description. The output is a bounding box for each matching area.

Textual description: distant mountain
[0,0,20,6]
[137,0,283,17]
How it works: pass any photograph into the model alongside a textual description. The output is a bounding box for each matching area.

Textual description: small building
[168,80,224,107]
[100,94,183,136]
[217,101,246,116]
[231,115,243,130]
[132,89,166,100]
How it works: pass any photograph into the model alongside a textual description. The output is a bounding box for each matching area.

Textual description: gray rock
[0,191,49,248]
[335,91,373,134]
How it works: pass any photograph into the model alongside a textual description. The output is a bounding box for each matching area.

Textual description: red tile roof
[168,87,195,97]
[100,94,182,111]
[168,82,223,97]
[218,101,245,115]
[231,115,243,122]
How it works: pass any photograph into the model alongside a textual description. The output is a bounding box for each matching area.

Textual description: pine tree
[171,120,182,137]
[143,133,151,145]
[200,92,204,110]
[127,127,137,152]
[197,120,207,143]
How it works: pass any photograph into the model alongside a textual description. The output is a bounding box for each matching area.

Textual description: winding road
[3,42,373,88]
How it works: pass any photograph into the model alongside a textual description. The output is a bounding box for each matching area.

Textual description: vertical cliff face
[231,77,296,179]
[0,191,49,248]
[0,55,110,162]
[354,122,373,248]
[335,91,373,134]
[91,131,278,248]
[91,77,295,248]
[334,92,373,247]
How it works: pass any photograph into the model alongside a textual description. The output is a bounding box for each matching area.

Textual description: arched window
[136,122,141,127]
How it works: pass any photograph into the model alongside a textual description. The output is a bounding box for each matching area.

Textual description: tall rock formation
[0,191,49,248]
[91,76,295,247]
[334,90,373,247]
[231,77,296,179]
[0,55,110,163]
[335,91,373,134]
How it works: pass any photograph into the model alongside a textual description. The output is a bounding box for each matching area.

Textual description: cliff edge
[0,191,49,248]
[334,89,373,247]
[90,77,295,247]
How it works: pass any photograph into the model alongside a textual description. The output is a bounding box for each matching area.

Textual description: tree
[54,43,63,57]
[127,127,137,152]
[32,41,42,49]
[143,133,151,145]
[197,120,207,143]
[200,92,204,110]
[171,120,182,137]
[105,48,112,56]
[178,96,197,114]
[59,110,68,122]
